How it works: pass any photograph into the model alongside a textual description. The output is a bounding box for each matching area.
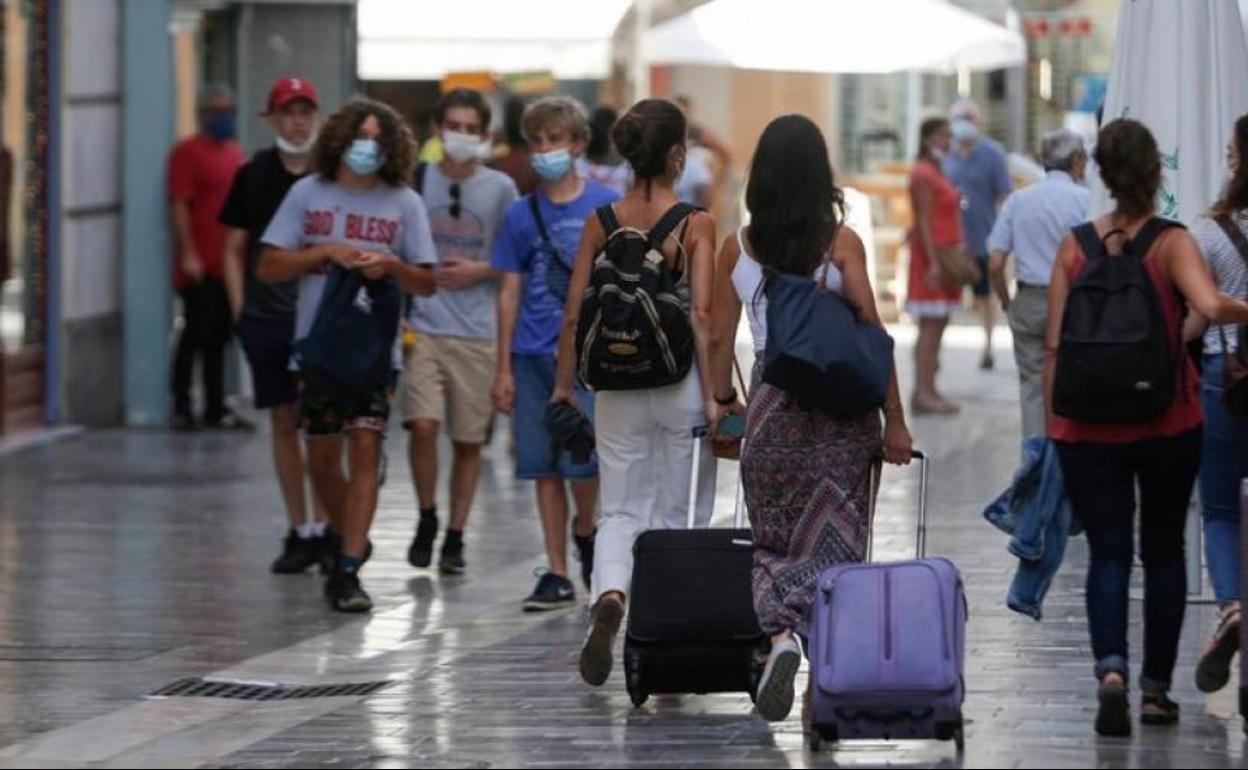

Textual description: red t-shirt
[1049,232,1203,444]
[168,134,245,288]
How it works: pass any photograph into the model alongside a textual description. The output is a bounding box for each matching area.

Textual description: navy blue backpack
[295,266,402,400]
[762,271,894,418]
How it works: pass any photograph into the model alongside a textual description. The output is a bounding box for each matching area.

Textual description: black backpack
[1053,217,1185,423]
[294,266,402,401]
[576,203,696,391]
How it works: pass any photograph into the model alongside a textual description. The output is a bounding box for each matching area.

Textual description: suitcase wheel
[807,725,835,752]
[935,720,965,752]
[629,689,649,708]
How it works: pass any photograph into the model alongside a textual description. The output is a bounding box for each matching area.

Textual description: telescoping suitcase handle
[866,449,929,562]
[687,425,746,530]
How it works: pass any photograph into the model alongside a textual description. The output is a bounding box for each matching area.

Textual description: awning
[357,0,634,81]
[643,0,1025,74]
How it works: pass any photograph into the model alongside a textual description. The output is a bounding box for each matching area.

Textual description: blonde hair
[521,96,590,144]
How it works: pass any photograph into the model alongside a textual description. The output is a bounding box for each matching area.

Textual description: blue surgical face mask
[531,148,573,182]
[344,139,384,176]
[205,113,236,140]
[950,118,978,143]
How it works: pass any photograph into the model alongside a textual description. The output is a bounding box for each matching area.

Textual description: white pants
[592,370,717,602]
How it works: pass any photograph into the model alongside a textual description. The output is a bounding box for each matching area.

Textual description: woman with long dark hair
[707,115,913,723]
[1045,118,1248,735]
[906,117,962,414]
[1187,113,1248,695]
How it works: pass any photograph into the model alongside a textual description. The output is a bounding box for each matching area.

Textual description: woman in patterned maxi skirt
[707,116,913,725]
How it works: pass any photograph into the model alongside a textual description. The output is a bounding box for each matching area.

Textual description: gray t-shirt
[260,175,437,364]
[410,164,518,339]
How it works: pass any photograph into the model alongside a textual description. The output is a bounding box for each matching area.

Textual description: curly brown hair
[1095,119,1161,219]
[314,98,416,187]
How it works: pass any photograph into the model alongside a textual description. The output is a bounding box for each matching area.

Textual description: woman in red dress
[906,118,963,414]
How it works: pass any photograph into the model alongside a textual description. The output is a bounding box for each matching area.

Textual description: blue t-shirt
[491,180,620,355]
[944,137,1011,258]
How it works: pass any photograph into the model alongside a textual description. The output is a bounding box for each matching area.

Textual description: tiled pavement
[0,327,1245,768]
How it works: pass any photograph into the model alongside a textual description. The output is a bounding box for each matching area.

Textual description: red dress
[905,158,964,318]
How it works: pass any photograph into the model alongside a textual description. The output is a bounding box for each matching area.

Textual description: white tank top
[730,227,844,354]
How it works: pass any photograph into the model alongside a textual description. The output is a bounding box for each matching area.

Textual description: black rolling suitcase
[623,427,767,707]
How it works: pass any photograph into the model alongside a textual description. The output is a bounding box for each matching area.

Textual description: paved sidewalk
[0,328,1242,768]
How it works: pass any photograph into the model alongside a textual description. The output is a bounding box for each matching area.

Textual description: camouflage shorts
[299,381,392,437]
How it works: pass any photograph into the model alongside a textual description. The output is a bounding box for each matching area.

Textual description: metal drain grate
[148,677,393,701]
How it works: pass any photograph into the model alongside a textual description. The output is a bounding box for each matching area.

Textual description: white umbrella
[358,0,634,80]
[1090,0,1248,600]
[1090,0,1248,225]
[643,0,1025,74]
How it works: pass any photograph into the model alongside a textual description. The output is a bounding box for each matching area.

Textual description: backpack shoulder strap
[1127,216,1186,259]
[413,161,428,195]
[1214,214,1248,269]
[647,203,698,248]
[595,204,621,237]
[1072,222,1105,262]
[527,193,552,246]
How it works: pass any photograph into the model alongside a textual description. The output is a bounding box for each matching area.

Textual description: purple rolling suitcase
[807,450,967,752]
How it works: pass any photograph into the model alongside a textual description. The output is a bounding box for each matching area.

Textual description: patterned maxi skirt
[740,383,882,637]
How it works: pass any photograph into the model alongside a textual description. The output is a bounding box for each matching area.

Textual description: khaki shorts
[400,333,497,444]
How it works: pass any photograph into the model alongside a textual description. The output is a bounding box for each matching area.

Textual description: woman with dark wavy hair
[258,98,436,614]
[1186,113,1248,695]
[1044,118,1248,736]
[707,114,912,724]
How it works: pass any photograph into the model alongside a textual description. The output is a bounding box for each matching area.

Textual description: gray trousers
[1009,285,1048,439]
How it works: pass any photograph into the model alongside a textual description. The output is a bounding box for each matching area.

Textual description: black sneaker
[439,540,466,576]
[316,532,336,575]
[574,530,596,592]
[325,569,373,613]
[271,530,319,574]
[408,516,438,569]
[171,413,199,432]
[522,572,575,612]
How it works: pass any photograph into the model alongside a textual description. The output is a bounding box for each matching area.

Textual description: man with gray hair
[986,128,1090,438]
[168,82,246,430]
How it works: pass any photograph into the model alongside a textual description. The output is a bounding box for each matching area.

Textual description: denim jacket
[983,437,1080,620]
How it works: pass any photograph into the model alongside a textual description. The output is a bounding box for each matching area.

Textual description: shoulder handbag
[1213,214,1248,419]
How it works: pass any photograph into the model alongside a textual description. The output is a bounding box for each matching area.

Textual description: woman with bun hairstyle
[550,98,719,688]
[1045,118,1248,736]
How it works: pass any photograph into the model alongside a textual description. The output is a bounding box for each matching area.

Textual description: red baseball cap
[264,77,319,114]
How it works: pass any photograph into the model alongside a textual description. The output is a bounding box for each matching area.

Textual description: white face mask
[443,130,488,164]
[929,146,946,161]
[276,131,316,156]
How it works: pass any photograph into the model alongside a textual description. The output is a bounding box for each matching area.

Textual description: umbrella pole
[905,70,922,160]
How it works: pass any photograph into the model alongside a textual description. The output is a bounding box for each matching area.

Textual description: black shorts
[971,253,991,299]
[237,315,298,409]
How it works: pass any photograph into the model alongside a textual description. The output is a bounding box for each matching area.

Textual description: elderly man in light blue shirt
[987,128,1090,438]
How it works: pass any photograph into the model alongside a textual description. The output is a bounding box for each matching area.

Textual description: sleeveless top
[731,227,844,354]
[1049,230,1203,444]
